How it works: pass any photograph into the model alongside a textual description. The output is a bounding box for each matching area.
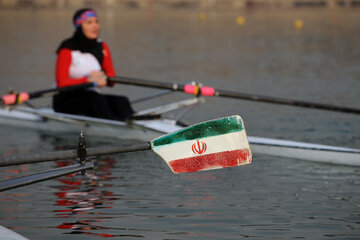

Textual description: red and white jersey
[56,42,115,88]
[69,51,101,79]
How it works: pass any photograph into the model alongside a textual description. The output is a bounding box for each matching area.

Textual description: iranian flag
[151,115,252,173]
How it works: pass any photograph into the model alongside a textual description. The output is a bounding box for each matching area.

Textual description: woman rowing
[53,8,134,121]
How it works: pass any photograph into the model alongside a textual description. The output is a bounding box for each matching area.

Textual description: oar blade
[151,115,252,173]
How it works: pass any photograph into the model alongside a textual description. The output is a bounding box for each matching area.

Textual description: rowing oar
[108,76,360,114]
[0,115,252,174]
[0,163,93,192]
[0,83,96,106]
[0,143,151,167]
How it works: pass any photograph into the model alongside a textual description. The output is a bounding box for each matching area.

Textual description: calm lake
[0,8,359,239]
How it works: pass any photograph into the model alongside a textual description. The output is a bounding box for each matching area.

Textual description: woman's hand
[87,71,107,87]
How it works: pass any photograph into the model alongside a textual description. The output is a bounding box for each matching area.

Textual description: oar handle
[1,83,96,106]
[109,76,186,91]
[1,92,30,105]
[109,76,215,96]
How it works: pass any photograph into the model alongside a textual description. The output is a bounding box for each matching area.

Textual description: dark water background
[0,8,359,239]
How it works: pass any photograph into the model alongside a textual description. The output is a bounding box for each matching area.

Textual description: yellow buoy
[294,19,304,29]
[236,16,246,26]
[198,12,207,21]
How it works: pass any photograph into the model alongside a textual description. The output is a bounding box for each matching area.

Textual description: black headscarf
[56,8,103,64]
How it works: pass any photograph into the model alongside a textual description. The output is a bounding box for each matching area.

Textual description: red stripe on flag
[168,149,251,173]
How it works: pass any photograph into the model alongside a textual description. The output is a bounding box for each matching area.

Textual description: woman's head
[73,8,100,40]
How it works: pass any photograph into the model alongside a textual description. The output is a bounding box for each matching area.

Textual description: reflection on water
[0,147,360,239]
[53,157,119,237]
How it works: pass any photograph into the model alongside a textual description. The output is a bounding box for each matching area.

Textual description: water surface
[0,8,359,239]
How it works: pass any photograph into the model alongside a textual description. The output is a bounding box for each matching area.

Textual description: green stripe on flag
[152,115,244,147]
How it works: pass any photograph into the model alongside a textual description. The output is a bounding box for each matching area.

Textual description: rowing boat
[0,225,29,240]
[1,102,359,166]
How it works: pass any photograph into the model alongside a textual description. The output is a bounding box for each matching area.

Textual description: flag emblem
[192,140,207,155]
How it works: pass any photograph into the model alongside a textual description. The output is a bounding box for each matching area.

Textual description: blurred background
[0,0,359,142]
[1,0,360,9]
[0,1,359,239]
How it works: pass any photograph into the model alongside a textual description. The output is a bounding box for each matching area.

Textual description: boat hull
[0,107,180,141]
[0,225,29,240]
[0,107,359,166]
[249,136,360,167]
